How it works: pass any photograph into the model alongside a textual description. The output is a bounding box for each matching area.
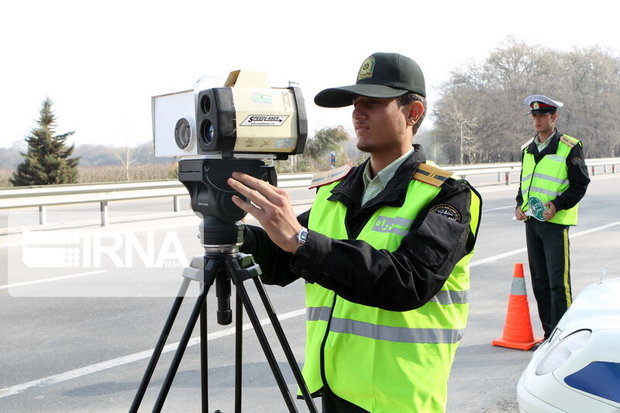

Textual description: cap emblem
[357,56,375,81]
[532,102,540,109]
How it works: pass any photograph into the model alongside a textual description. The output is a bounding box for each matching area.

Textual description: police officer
[228,52,482,413]
[515,95,590,340]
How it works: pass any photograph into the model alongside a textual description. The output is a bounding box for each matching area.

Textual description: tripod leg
[253,278,318,413]
[153,285,208,412]
[130,277,192,413]
[224,260,299,413]
[200,294,209,413]
[235,289,243,413]
[153,259,219,413]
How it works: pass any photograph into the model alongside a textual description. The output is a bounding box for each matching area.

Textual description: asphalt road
[1,173,619,412]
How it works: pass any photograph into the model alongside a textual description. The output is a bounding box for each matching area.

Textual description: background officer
[515,95,590,340]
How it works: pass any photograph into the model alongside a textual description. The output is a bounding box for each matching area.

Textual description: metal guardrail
[1,158,619,226]
[0,175,313,226]
[452,158,620,184]
[0,181,188,226]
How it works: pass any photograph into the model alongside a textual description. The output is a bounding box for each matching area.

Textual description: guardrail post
[591,166,596,176]
[173,195,180,213]
[505,172,510,185]
[39,206,47,225]
[100,201,109,227]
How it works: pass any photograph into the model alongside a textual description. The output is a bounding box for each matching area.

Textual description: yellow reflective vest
[302,171,481,413]
[520,134,581,225]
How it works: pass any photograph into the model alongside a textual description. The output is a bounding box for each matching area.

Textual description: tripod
[130,219,317,412]
[130,158,317,412]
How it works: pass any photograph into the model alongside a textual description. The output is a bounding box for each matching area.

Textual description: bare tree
[114,145,137,181]
[432,38,620,163]
[433,83,479,164]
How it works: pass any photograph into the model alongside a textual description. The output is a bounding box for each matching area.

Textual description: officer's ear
[406,101,425,126]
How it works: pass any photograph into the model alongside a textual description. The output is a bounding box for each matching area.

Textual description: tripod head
[178,157,276,248]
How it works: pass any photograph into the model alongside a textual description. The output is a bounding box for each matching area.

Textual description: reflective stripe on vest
[308,309,465,343]
[520,134,580,225]
[301,178,480,413]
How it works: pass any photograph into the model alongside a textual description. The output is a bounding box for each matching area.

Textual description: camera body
[152,71,307,159]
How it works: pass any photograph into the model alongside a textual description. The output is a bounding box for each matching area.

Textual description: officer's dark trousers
[525,219,572,339]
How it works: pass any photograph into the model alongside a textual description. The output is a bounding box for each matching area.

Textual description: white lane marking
[470,220,620,266]
[0,309,306,399]
[471,247,528,267]
[483,205,515,213]
[0,270,107,290]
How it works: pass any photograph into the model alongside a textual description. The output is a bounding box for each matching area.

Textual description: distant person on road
[515,95,590,340]
[228,52,482,412]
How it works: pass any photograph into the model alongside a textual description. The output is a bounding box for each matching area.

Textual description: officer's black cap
[314,52,426,108]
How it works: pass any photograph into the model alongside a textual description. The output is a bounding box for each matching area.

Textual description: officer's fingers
[230,172,277,195]
[228,178,271,211]
[230,171,287,206]
[260,184,291,208]
[230,172,262,188]
[231,195,265,220]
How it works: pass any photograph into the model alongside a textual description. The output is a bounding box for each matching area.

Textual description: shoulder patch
[571,157,585,166]
[560,135,577,148]
[429,204,462,222]
[412,163,453,187]
[309,164,352,189]
[521,137,534,151]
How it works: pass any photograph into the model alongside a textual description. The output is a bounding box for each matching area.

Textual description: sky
[1,0,619,151]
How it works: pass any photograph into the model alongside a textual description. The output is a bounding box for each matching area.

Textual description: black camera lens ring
[199,119,215,145]
[200,94,212,115]
[174,117,193,150]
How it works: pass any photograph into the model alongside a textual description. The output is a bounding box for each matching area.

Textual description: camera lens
[174,118,193,150]
[200,119,215,145]
[200,95,211,115]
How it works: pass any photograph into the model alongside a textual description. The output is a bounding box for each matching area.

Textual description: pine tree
[10,97,79,186]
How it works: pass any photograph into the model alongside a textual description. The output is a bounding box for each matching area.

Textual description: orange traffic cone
[492,263,543,351]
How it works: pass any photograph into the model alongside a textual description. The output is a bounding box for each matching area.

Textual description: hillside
[0,142,173,170]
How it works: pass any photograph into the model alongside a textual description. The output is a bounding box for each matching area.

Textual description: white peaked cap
[524,95,564,108]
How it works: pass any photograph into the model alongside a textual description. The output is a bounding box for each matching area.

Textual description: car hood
[555,277,620,334]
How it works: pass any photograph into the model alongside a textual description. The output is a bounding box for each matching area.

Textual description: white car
[517,277,620,413]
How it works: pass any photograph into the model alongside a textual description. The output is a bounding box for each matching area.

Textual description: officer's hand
[543,202,557,221]
[227,172,302,253]
[515,207,527,221]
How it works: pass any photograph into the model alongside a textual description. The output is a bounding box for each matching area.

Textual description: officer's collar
[528,130,561,154]
[534,129,558,144]
[328,145,427,207]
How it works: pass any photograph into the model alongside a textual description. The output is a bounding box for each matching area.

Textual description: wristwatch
[296,227,309,247]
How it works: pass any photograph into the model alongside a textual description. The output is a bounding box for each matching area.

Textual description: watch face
[298,228,308,244]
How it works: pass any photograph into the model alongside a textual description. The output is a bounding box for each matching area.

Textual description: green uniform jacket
[516,131,590,224]
[242,147,482,412]
[303,164,480,412]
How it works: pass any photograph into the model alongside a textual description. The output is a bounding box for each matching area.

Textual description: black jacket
[516,130,590,211]
[241,146,481,311]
